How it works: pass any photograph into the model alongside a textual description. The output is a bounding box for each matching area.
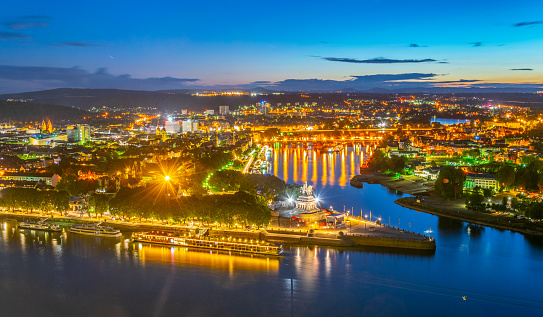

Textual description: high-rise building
[219,106,230,115]
[165,121,181,134]
[67,124,90,143]
[260,101,269,115]
[182,120,198,133]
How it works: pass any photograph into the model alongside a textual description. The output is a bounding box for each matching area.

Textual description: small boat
[68,222,121,238]
[18,219,61,232]
[133,231,283,256]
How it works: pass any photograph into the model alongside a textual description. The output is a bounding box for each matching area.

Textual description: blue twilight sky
[0,0,542,93]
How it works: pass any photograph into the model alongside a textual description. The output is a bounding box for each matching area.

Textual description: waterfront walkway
[0,209,435,250]
[396,196,543,236]
[351,173,433,195]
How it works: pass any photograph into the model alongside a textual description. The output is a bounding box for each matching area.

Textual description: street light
[164,175,171,181]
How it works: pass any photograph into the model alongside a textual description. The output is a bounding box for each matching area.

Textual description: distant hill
[0,88,271,111]
[0,100,88,122]
[0,88,338,111]
[2,88,542,110]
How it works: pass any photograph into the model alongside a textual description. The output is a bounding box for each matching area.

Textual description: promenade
[0,209,435,251]
[351,173,433,195]
[396,196,543,236]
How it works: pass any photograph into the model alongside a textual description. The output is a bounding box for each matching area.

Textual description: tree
[482,188,493,198]
[388,155,406,173]
[365,150,387,171]
[465,189,485,211]
[538,172,543,192]
[526,202,543,220]
[434,166,466,200]
[497,165,515,189]
[89,193,110,217]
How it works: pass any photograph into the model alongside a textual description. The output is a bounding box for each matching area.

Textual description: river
[1,145,542,316]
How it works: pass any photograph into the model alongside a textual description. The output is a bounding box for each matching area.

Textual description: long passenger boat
[132,231,283,256]
[18,218,61,232]
[68,222,121,238]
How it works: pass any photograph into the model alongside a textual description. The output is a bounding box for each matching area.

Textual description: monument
[295,182,318,211]
[293,182,326,223]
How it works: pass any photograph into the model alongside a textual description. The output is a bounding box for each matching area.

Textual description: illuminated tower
[41,120,47,132]
[46,120,53,133]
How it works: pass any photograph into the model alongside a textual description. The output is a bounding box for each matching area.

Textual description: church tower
[46,120,53,133]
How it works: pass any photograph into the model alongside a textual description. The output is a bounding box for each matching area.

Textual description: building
[219,106,230,115]
[28,133,67,146]
[419,166,444,180]
[165,121,181,134]
[182,120,198,133]
[0,172,60,188]
[67,124,91,143]
[260,101,269,115]
[205,109,215,116]
[464,172,498,190]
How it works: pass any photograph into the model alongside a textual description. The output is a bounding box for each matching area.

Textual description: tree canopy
[434,166,466,199]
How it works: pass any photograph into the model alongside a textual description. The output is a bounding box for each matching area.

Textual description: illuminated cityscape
[1,1,543,316]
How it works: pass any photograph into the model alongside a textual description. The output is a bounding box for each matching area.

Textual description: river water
[1,145,542,316]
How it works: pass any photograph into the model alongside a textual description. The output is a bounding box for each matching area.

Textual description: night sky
[1,1,542,93]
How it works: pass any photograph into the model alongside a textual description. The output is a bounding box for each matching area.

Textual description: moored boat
[18,219,61,232]
[132,231,283,256]
[68,222,121,238]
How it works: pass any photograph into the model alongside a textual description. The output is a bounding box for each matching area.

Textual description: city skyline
[1,1,542,93]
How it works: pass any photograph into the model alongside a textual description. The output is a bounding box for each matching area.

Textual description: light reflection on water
[1,144,543,316]
[136,243,280,272]
[269,145,365,187]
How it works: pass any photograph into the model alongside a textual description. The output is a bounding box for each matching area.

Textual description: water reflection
[437,217,464,232]
[1,144,543,316]
[270,145,365,187]
[136,244,280,272]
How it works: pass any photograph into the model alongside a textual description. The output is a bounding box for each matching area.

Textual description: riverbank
[0,211,435,251]
[396,196,543,236]
[351,173,432,195]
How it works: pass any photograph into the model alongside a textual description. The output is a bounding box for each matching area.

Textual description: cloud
[350,73,438,82]
[0,65,199,93]
[6,22,48,30]
[468,83,543,89]
[470,42,483,47]
[322,57,437,64]
[260,73,440,91]
[4,16,50,29]
[0,32,30,40]
[430,79,481,84]
[510,68,533,71]
[51,42,104,47]
[513,21,543,27]
[409,44,427,48]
